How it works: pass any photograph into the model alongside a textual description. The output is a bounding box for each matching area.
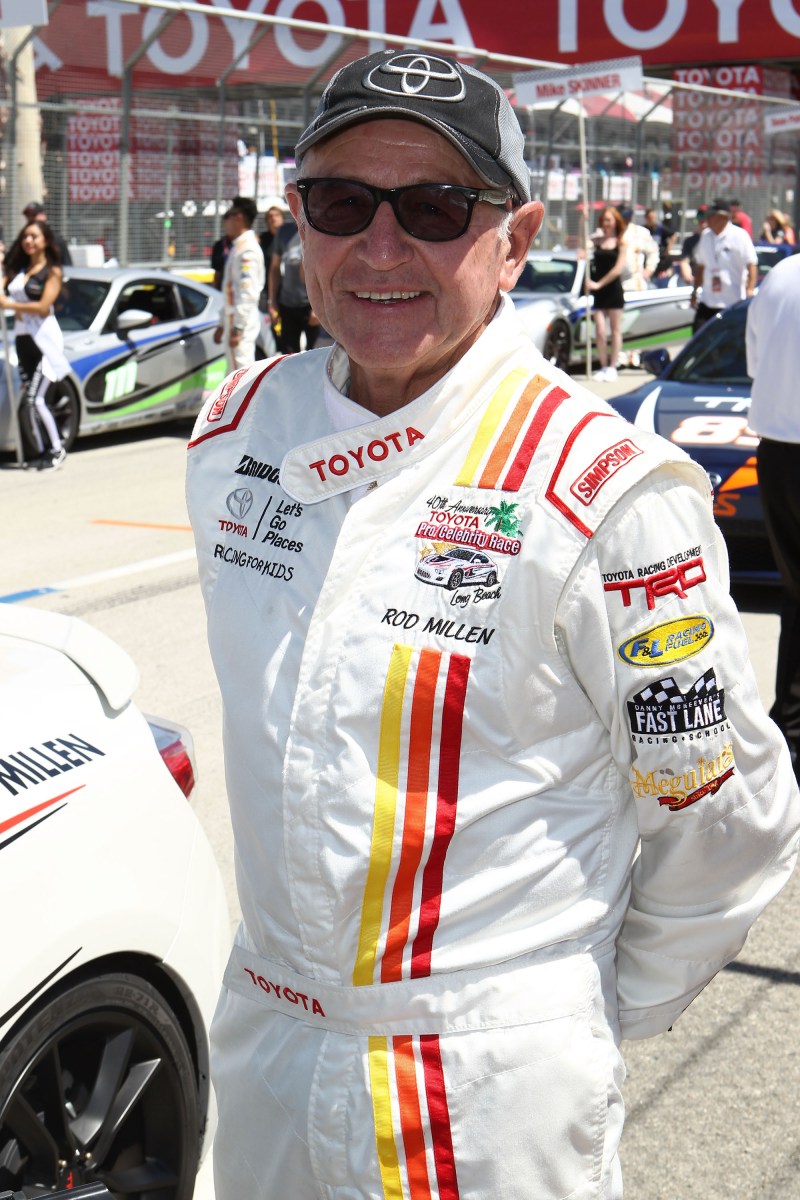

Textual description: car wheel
[447,570,464,590]
[46,379,80,451]
[485,572,497,586]
[0,972,199,1199]
[543,320,571,372]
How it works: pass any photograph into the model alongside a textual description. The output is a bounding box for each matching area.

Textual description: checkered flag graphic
[632,669,718,709]
[686,668,718,698]
[631,677,683,707]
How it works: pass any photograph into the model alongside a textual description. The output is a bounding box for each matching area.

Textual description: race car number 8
[671,415,758,448]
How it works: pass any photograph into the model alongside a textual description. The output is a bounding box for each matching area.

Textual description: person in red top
[730,199,753,239]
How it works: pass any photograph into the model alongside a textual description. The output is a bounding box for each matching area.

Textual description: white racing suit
[186,295,799,1200]
[220,227,265,370]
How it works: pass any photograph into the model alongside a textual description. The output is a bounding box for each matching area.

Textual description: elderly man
[186,50,798,1200]
[692,197,757,332]
[213,195,265,368]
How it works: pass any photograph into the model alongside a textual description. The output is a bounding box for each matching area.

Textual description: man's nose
[355,199,414,265]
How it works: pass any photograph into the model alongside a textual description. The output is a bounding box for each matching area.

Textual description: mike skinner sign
[514,57,644,105]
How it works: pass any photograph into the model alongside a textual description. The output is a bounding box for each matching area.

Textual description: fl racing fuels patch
[627,668,728,742]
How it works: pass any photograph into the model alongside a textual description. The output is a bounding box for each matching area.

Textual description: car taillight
[146,717,197,800]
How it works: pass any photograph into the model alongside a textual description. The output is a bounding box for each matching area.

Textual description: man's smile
[353,290,423,303]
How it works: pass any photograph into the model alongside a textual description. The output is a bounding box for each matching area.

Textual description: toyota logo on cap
[364,54,466,103]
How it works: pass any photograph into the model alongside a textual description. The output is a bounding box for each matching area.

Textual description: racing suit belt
[223,942,616,1037]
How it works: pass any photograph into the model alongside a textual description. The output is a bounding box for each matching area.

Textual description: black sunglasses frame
[294,178,515,242]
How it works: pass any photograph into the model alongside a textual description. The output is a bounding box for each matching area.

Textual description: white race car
[415,546,499,590]
[0,604,229,1199]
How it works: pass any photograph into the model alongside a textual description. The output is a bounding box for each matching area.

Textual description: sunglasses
[295,178,515,242]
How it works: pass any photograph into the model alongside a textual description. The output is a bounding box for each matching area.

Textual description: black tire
[485,572,497,586]
[447,569,464,590]
[542,320,571,372]
[0,972,200,1200]
[46,379,80,451]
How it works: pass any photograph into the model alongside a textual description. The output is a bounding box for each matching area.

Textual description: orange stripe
[393,1036,433,1200]
[477,375,548,488]
[382,650,441,983]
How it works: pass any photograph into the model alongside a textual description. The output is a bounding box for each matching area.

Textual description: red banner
[34,1,800,98]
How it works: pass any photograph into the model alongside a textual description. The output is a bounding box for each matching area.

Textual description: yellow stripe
[369,1036,405,1199]
[454,366,530,486]
[353,645,413,987]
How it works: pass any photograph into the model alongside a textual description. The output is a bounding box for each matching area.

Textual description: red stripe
[411,655,470,977]
[544,410,615,537]
[187,357,287,447]
[420,1035,460,1199]
[499,384,569,492]
[0,786,84,836]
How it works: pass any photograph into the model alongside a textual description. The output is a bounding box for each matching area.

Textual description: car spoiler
[0,604,139,712]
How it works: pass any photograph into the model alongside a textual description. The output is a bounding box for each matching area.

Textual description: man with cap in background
[213,194,264,369]
[691,198,757,332]
[186,50,798,1200]
[22,201,72,266]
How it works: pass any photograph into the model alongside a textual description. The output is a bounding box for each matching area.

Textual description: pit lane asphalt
[0,370,796,1199]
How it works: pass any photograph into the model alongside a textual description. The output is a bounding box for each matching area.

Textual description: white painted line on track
[1,549,198,603]
[53,549,197,590]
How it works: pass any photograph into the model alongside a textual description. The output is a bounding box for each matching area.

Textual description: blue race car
[608,300,776,582]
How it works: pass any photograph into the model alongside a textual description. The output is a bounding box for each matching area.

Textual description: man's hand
[229,330,241,349]
[213,326,224,344]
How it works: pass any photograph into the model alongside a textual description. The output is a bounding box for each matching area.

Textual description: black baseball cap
[22,200,45,216]
[708,198,731,215]
[295,50,531,203]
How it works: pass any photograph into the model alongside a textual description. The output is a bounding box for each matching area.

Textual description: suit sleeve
[558,467,800,1039]
[233,249,264,330]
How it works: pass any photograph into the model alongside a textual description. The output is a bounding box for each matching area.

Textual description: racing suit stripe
[477,373,546,488]
[454,367,529,487]
[501,384,570,492]
[187,358,286,447]
[412,655,471,976]
[369,1035,405,1199]
[383,649,441,983]
[369,1034,459,1200]
[419,1034,460,1198]
[354,645,414,986]
[393,1035,434,1199]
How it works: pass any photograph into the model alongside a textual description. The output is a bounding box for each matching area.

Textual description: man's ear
[499,201,544,292]
[285,185,303,228]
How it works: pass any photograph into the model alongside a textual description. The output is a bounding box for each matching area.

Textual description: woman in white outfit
[1,219,70,470]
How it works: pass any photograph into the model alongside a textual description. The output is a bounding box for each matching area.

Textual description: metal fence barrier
[2,0,798,270]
